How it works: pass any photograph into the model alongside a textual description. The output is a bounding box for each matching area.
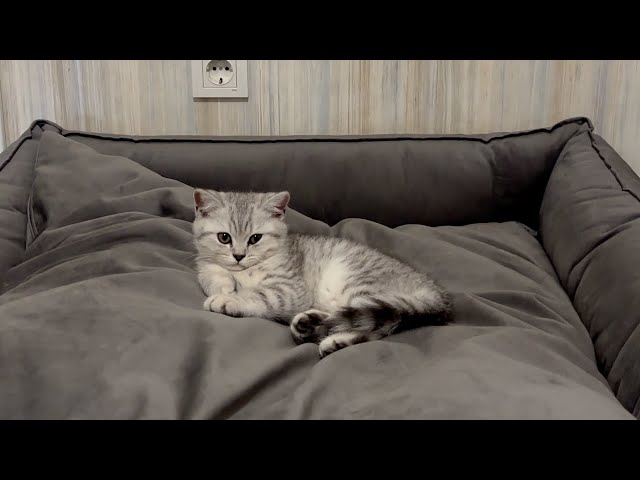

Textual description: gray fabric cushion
[540,130,640,417]
[58,118,591,230]
[0,132,39,287]
[0,122,66,287]
[0,130,632,419]
[29,131,193,235]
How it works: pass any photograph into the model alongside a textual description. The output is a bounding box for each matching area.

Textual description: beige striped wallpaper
[0,74,5,151]
[0,60,639,172]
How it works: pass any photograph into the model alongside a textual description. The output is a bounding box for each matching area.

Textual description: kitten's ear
[194,189,223,216]
[264,191,290,219]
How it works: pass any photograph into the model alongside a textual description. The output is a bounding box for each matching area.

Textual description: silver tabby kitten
[193,189,454,358]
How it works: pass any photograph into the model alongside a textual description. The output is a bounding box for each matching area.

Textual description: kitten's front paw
[203,280,236,297]
[199,271,236,296]
[215,275,236,295]
[204,293,244,317]
[290,309,330,344]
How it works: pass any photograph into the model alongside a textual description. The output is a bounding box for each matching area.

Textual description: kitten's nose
[233,254,245,262]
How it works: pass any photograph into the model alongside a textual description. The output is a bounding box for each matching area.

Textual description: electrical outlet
[206,60,236,88]
[191,60,248,98]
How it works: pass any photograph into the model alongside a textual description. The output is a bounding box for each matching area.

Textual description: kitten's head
[192,189,290,271]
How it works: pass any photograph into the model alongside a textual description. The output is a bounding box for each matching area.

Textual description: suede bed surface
[0,130,632,419]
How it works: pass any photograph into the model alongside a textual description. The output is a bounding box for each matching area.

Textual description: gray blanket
[0,130,633,419]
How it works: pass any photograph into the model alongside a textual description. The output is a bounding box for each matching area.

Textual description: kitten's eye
[217,232,232,244]
[248,234,262,245]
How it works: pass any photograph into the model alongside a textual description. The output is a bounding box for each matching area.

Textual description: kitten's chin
[225,264,247,272]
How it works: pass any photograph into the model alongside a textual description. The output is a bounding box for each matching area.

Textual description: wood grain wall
[0,71,5,150]
[1,60,639,171]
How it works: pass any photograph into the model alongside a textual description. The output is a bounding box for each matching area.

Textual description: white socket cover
[191,60,248,98]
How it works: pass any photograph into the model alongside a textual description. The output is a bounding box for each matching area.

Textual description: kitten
[193,189,454,358]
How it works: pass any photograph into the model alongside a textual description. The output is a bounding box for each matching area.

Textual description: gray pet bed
[0,117,637,419]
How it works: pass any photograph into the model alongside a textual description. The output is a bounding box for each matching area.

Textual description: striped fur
[193,189,454,358]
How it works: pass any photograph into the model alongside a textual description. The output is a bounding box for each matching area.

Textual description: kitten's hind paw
[319,332,370,358]
[290,309,330,344]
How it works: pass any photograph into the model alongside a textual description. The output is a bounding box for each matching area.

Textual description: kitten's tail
[329,289,454,338]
